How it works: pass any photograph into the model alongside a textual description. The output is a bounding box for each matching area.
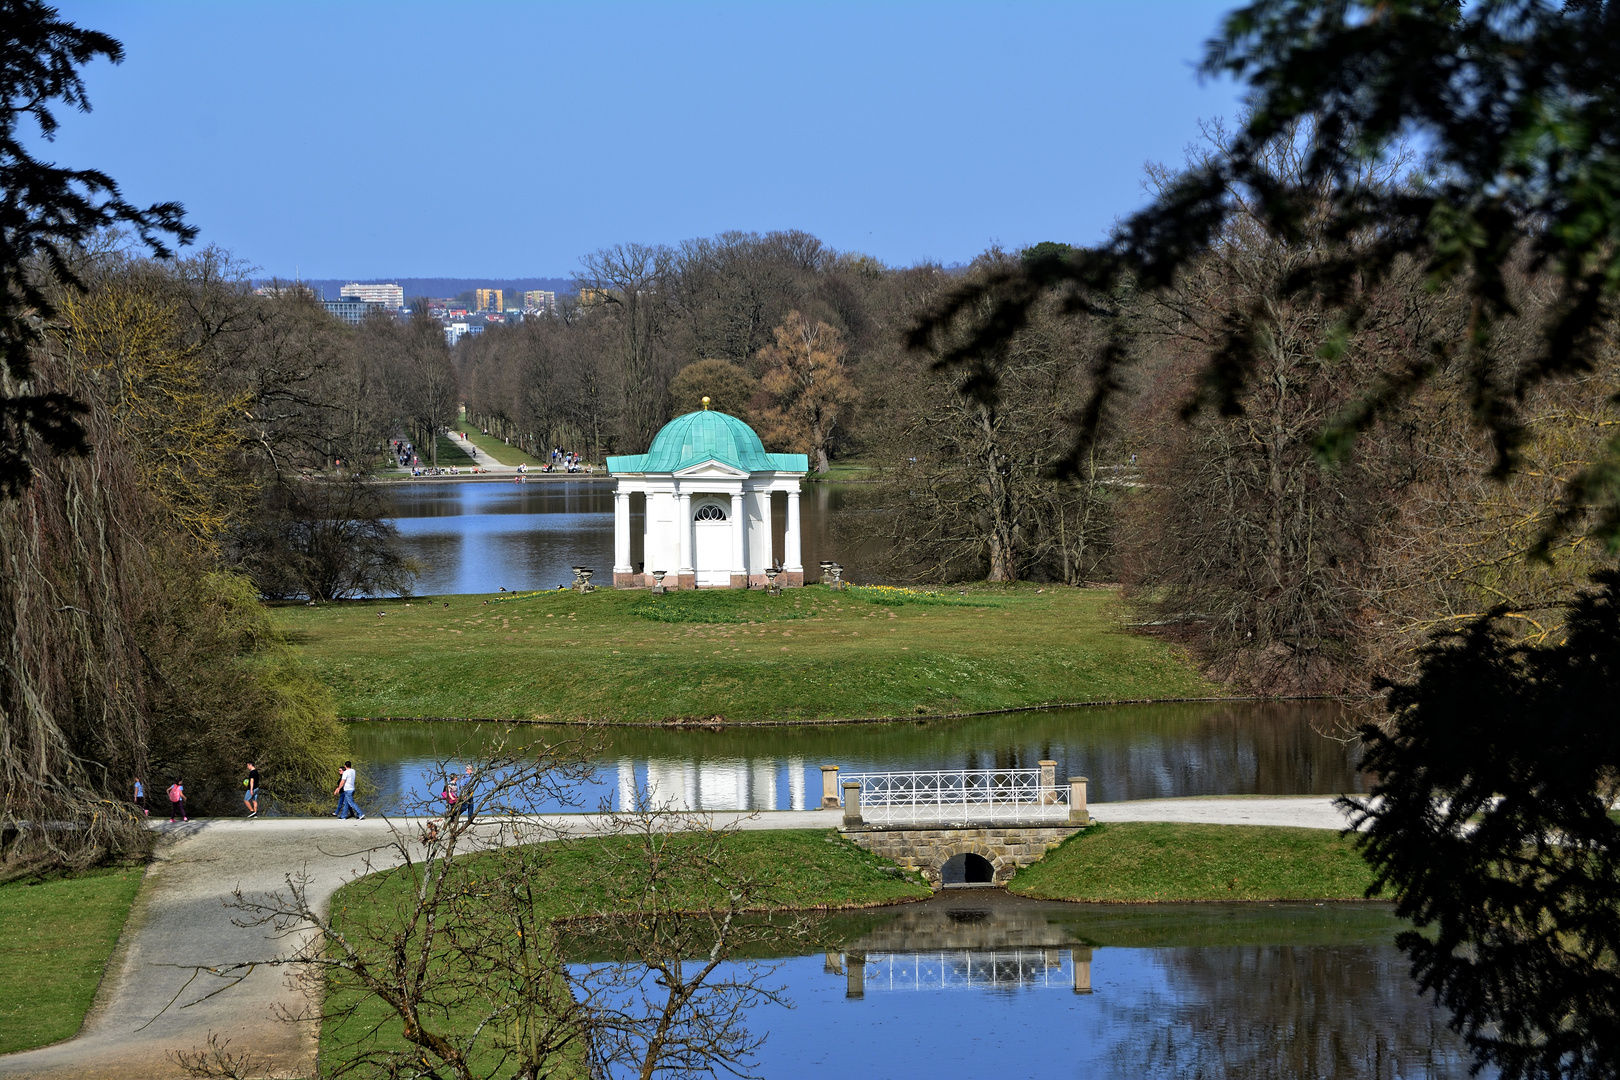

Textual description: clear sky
[41,1,1244,279]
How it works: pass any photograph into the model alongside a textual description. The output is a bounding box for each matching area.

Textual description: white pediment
[673,459,749,479]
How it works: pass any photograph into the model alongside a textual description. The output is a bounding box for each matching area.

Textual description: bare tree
[392,305,458,466]
[856,258,1116,584]
[195,747,804,1080]
[577,244,678,453]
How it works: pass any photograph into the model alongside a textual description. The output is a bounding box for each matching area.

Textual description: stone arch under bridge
[845,824,1084,890]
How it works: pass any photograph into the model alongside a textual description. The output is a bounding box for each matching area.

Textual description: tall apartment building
[522,289,556,312]
[475,288,504,313]
[322,298,387,326]
[339,282,405,309]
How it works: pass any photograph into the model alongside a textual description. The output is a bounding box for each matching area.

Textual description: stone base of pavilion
[612,570,806,589]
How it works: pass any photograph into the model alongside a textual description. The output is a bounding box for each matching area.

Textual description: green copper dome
[606,410,808,475]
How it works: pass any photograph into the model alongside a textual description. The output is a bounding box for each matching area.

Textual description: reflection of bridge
[831,948,1092,995]
[831,893,1096,996]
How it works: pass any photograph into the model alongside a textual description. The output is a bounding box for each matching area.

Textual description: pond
[348,699,1366,815]
[570,891,1484,1080]
[387,479,856,596]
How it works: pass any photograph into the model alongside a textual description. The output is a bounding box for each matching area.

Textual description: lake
[387,478,855,595]
[348,699,1366,815]
[569,891,1483,1080]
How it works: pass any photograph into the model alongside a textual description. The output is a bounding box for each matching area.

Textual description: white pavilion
[605,402,808,588]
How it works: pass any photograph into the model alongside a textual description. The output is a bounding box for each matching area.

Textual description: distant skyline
[43,1,1244,279]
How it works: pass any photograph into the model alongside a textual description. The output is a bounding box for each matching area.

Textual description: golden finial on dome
[701,396,711,409]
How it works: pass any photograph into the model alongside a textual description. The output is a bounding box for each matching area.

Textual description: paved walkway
[0,797,1357,1080]
[445,430,517,473]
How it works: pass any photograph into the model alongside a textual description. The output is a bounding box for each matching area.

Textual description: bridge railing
[839,768,1069,824]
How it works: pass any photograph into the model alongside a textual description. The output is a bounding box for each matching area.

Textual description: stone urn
[764,566,782,597]
[651,569,668,595]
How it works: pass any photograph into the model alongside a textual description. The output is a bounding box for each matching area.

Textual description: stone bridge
[825,762,1092,890]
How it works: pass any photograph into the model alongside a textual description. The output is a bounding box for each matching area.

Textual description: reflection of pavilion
[619,757,808,811]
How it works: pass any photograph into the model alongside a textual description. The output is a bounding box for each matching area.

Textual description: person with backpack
[333,761,364,820]
[243,763,261,818]
[167,780,187,822]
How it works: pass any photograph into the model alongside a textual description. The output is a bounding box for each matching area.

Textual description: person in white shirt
[333,761,364,820]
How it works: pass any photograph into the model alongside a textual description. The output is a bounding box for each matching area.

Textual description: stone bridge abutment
[843,823,1085,889]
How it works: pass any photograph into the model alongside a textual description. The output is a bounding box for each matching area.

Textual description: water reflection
[348,700,1366,814]
[572,894,1484,1080]
[386,479,858,596]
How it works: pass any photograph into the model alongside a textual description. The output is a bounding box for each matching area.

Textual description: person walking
[458,764,476,823]
[133,777,148,817]
[243,763,261,818]
[333,761,364,820]
[167,780,187,822]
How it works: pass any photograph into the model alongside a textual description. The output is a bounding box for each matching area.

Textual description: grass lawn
[459,429,547,467]
[0,866,146,1054]
[274,584,1219,722]
[1008,822,1381,902]
[426,435,478,468]
[811,456,873,482]
[334,829,929,924]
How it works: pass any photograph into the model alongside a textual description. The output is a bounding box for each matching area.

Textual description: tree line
[449,139,1613,706]
[0,240,471,872]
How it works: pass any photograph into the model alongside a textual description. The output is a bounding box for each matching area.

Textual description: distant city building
[522,289,556,312]
[445,321,470,346]
[578,287,610,308]
[322,298,388,326]
[339,282,404,309]
[253,283,306,299]
[475,288,503,313]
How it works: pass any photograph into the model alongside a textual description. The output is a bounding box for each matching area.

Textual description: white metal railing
[845,949,1074,992]
[841,768,1069,823]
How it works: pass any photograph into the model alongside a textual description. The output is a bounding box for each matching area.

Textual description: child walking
[243,763,261,818]
[167,780,187,822]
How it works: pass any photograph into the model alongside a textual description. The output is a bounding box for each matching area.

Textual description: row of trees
[455,232,877,471]
[2,226,464,873]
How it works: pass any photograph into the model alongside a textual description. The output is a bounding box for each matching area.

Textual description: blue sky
[42,2,1243,279]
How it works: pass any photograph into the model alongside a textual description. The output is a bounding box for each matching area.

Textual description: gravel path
[0,797,1356,1079]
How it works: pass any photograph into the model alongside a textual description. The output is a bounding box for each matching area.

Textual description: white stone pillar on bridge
[1068,776,1090,825]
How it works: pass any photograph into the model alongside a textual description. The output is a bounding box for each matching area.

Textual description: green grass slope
[1008,822,1380,903]
[274,584,1219,722]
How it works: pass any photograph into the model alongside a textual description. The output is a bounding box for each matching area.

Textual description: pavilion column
[730,491,747,588]
[613,491,633,587]
[677,490,694,589]
[784,488,803,586]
